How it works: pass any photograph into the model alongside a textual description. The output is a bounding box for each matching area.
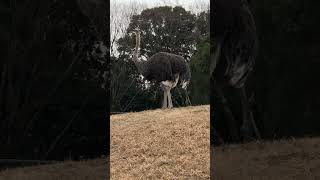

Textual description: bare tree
[110,1,147,57]
[110,0,209,57]
[188,0,209,15]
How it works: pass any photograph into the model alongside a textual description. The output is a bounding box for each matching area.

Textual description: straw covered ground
[110,105,210,179]
[2,105,320,180]
[0,105,210,180]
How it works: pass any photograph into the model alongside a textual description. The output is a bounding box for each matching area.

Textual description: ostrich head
[181,81,189,90]
[132,28,141,35]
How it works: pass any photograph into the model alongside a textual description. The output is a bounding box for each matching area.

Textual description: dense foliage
[0,0,108,160]
[190,36,210,105]
[252,0,320,137]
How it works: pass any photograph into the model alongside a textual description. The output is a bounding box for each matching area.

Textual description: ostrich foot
[162,105,168,109]
[240,123,255,142]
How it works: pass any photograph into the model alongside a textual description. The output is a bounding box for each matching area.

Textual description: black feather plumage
[142,52,191,84]
[213,0,258,88]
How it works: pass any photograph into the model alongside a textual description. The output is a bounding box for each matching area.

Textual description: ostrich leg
[162,88,168,109]
[161,80,175,109]
[168,74,179,108]
[214,81,240,141]
[168,88,173,108]
[240,87,261,140]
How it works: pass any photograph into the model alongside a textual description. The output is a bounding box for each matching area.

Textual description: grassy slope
[0,158,107,180]
[0,105,210,180]
[2,105,320,179]
[111,105,210,179]
[2,105,320,180]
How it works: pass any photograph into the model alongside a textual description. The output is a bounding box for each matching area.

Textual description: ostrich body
[132,29,191,109]
[212,0,260,141]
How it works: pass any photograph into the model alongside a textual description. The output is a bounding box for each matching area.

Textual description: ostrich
[131,28,191,109]
[211,0,260,141]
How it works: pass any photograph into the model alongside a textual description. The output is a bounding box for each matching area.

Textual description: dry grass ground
[2,105,320,180]
[0,158,108,180]
[111,105,210,179]
[213,137,320,180]
[0,105,210,180]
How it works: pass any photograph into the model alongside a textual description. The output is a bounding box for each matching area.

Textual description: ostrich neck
[133,32,147,74]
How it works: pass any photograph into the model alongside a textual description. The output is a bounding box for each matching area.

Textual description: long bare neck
[133,32,140,61]
[132,32,146,74]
